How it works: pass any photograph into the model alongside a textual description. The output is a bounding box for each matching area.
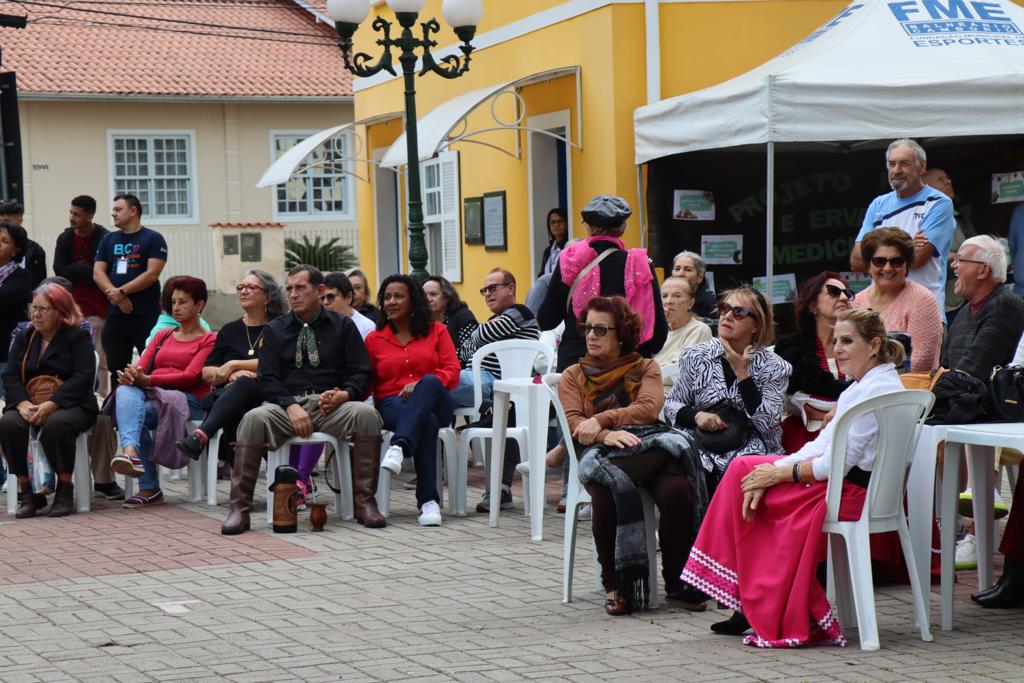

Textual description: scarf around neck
[295,307,323,368]
[579,352,645,413]
[558,236,655,345]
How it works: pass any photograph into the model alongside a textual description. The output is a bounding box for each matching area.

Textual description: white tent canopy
[634,0,1024,164]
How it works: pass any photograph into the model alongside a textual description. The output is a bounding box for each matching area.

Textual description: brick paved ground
[0,463,1022,682]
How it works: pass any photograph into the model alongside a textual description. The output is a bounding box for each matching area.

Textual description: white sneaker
[418,500,442,526]
[515,462,530,476]
[577,503,592,520]
[958,488,1010,519]
[380,445,404,475]
[955,533,977,570]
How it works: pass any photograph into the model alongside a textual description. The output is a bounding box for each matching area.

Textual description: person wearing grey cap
[538,195,668,371]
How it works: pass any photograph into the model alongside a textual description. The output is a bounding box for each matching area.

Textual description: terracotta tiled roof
[0,0,352,98]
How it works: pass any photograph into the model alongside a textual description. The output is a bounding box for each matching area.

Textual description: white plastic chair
[546,374,659,608]
[376,428,455,516]
[266,433,352,523]
[823,389,934,651]
[200,428,224,506]
[456,340,555,514]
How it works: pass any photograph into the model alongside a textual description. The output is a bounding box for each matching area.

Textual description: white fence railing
[162,229,219,284]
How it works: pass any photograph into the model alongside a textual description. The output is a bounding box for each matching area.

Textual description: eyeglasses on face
[320,293,337,304]
[577,323,616,338]
[236,283,266,294]
[870,256,906,269]
[479,283,511,296]
[824,284,856,300]
[30,304,54,315]
[718,303,752,320]
[953,255,986,267]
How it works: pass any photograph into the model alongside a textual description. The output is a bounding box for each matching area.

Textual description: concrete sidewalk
[0,467,1022,682]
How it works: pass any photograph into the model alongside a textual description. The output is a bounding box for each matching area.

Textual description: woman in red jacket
[365,274,459,527]
[110,276,216,508]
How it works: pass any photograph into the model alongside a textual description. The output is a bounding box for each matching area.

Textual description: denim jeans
[449,368,495,409]
[115,386,203,490]
[376,375,454,507]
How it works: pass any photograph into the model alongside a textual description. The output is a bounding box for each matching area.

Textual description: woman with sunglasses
[175,270,286,472]
[665,286,791,493]
[682,309,906,646]
[560,296,707,616]
[852,227,943,372]
[774,272,854,453]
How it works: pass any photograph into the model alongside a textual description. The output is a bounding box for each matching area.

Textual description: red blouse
[365,321,460,400]
[137,328,217,400]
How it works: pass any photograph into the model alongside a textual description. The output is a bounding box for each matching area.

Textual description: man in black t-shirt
[92,193,167,386]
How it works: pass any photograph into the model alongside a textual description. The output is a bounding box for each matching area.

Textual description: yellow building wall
[659,1,850,97]
[355,0,986,316]
[354,3,648,319]
[18,99,355,287]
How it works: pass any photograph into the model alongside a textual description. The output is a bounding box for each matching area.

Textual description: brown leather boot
[15,479,47,519]
[351,434,386,528]
[221,441,266,535]
[48,479,75,517]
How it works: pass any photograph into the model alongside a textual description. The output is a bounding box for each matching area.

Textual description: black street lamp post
[328,0,483,283]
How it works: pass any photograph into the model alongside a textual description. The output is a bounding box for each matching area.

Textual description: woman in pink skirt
[681,308,906,648]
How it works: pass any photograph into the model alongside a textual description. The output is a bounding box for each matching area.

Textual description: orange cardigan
[559,358,664,445]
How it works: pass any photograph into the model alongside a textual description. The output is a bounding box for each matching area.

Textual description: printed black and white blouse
[664,338,792,477]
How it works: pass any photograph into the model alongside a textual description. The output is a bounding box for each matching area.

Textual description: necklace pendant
[248,349,255,356]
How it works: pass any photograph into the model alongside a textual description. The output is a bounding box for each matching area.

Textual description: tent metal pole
[765,142,775,302]
[637,165,647,248]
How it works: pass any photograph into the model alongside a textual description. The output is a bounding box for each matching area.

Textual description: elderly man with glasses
[944,235,1024,609]
[451,267,540,512]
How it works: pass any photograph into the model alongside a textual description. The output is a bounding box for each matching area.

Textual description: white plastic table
[490,377,552,542]
[940,423,1024,630]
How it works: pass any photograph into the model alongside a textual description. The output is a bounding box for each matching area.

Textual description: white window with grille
[419,150,461,282]
[271,131,353,221]
[108,131,197,224]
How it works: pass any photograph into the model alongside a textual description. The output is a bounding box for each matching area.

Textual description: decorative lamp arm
[336,16,398,77]
[418,18,474,79]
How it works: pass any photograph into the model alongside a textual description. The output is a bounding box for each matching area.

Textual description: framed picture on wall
[464,196,483,244]
[483,191,507,252]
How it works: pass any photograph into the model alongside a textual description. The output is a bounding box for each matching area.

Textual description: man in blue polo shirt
[93,193,167,387]
[850,139,956,318]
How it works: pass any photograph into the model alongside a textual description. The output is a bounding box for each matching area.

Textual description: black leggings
[198,376,263,463]
[102,313,158,388]
[0,406,97,475]
[584,448,694,593]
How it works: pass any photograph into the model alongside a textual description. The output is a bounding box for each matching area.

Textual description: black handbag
[990,365,1024,422]
[695,400,751,454]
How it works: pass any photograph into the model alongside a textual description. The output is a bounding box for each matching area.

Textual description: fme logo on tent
[887,0,1024,46]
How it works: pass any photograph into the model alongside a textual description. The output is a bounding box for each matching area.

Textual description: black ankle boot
[710,611,750,635]
[15,480,47,519]
[175,432,206,461]
[973,560,1024,608]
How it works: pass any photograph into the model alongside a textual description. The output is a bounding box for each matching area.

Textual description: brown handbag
[22,329,62,404]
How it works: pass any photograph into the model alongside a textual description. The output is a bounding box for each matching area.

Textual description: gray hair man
[941,235,1024,379]
[850,139,956,318]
